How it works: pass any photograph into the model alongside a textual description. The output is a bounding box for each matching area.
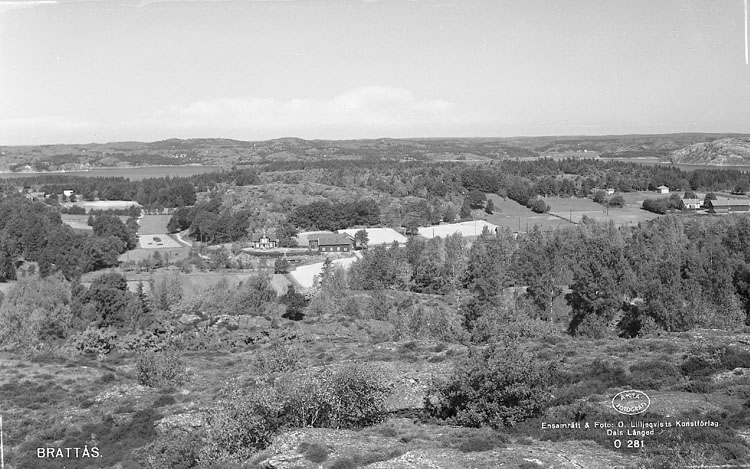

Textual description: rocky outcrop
[670,137,750,165]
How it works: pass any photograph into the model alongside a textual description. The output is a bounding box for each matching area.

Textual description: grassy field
[61,214,130,232]
[138,234,182,249]
[118,246,190,264]
[138,215,171,235]
[544,194,664,226]
[478,194,572,232]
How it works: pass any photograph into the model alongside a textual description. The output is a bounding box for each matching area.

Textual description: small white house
[656,185,669,194]
[605,188,615,196]
[683,198,702,210]
[63,189,74,197]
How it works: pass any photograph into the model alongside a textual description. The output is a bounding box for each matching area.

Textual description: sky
[1,0,749,145]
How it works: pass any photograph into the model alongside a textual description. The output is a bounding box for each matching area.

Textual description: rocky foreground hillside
[669,137,750,166]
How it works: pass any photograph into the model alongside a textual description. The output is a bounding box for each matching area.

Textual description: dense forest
[0,197,137,280]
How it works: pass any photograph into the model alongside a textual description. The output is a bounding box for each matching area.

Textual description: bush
[136,348,191,388]
[199,379,284,464]
[71,327,118,358]
[278,364,393,429]
[642,198,670,214]
[253,342,305,374]
[200,363,392,464]
[323,363,393,429]
[426,343,555,428]
[135,431,200,469]
[573,314,609,339]
[528,198,549,214]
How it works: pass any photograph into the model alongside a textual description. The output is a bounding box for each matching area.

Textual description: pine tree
[484,198,495,214]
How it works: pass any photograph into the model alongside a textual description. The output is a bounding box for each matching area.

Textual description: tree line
[0,196,137,281]
[347,214,750,337]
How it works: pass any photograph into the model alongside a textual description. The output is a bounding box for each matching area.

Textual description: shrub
[134,431,200,469]
[71,327,118,358]
[426,343,555,428]
[253,342,305,374]
[528,198,550,214]
[642,198,670,214]
[323,363,393,429]
[136,348,191,388]
[199,379,284,464]
[573,314,609,339]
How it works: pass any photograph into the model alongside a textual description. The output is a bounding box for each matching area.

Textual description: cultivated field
[479,195,572,232]
[338,227,407,246]
[543,194,663,226]
[137,214,171,235]
[138,234,182,249]
[417,220,500,239]
[290,255,360,289]
[61,214,129,232]
[60,214,93,232]
[118,246,190,264]
[61,200,141,211]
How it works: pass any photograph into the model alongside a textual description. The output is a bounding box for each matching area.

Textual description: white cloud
[142,86,457,139]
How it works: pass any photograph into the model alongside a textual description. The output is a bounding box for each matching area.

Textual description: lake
[602,158,750,173]
[0,165,225,181]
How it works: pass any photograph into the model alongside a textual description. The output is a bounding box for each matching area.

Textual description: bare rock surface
[252,426,636,469]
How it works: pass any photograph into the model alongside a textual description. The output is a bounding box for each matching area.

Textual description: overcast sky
[1,0,749,145]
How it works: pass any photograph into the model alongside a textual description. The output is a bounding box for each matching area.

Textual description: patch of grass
[154,394,177,407]
[330,457,357,469]
[114,403,137,414]
[629,359,682,390]
[298,442,329,463]
[79,398,95,409]
[457,436,498,452]
[15,407,163,468]
[432,343,448,352]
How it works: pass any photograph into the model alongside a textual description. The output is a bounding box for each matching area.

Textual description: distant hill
[2,133,750,171]
[668,137,750,166]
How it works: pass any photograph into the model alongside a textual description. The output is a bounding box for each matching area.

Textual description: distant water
[0,165,224,181]
[603,158,750,173]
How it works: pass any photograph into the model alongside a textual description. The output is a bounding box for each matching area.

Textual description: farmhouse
[605,188,615,196]
[682,198,703,210]
[251,233,278,250]
[63,189,74,198]
[24,191,46,202]
[706,199,750,213]
[657,185,670,194]
[308,233,353,252]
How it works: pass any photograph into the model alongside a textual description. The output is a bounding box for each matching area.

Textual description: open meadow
[479,194,572,232]
[137,215,171,235]
[543,193,664,226]
[61,214,130,232]
[60,200,141,211]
